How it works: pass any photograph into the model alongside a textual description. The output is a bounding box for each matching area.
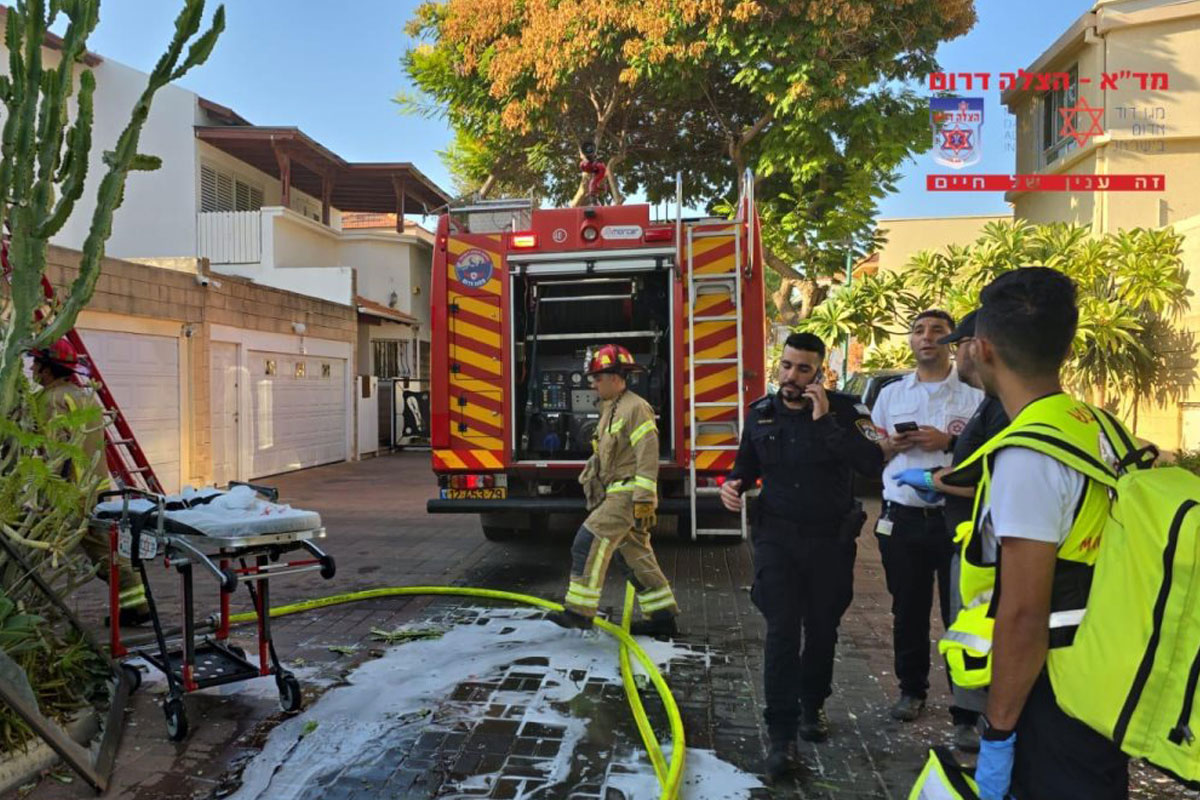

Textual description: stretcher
[91,483,336,741]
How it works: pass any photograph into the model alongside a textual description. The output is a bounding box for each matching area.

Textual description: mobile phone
[813,368,825,384]
[894,421,919,433]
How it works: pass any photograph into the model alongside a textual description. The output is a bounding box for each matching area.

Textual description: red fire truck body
[426,187,765,540]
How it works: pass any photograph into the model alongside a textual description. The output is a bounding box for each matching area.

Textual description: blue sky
[83,0,1092,222]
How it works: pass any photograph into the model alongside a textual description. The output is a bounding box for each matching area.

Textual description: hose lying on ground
[226,584,685,799]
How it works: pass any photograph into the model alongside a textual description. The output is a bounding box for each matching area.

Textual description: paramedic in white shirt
[870,309,984,723]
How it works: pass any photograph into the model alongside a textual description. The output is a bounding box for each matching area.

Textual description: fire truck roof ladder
[1,244,164,495]
[685,170,753,541]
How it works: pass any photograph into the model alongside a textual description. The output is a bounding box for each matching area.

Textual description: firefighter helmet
[585,343,642,376]
[31,338,81,370]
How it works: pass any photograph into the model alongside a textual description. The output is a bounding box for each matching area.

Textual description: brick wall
[45,246,357,486]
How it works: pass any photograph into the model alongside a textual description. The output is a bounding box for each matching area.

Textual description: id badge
[875,517,894,536]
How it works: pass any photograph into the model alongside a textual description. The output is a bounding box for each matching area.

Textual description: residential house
[0,13,451,489]
[1002,0,1200,452]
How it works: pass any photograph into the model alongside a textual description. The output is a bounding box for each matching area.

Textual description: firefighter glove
[633,502,657,531]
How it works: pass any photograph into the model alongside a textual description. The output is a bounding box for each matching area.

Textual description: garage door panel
[249,352,346,478]
[78,329,181,493]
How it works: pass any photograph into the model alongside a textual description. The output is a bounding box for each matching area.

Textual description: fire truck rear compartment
[512,271,673,463]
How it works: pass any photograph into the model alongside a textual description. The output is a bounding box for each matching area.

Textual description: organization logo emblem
[930,97,984,169]
[454,249,494,289]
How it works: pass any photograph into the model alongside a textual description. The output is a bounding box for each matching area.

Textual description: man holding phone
[870,310,983,723]
[719,332,883,781]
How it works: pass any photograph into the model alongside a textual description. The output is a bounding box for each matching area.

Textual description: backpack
[1035,406,1200,786]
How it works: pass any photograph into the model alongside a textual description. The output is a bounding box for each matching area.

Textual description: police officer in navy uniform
[720,332,884,782]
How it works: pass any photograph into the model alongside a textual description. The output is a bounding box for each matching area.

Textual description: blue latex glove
[890,469,943,504]
[974,732,1016,800]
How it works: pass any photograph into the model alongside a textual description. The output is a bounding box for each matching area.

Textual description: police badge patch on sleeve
[856,419,885,441]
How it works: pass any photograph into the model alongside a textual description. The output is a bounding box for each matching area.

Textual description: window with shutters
[200,163,263,212]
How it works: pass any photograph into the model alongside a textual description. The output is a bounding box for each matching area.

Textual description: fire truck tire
[482,525,518,542]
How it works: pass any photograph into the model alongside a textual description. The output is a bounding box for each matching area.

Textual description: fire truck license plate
[441,488,507,500]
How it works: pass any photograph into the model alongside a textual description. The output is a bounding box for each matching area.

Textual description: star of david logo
[1059,97,1105,147]
[940,126,973,155]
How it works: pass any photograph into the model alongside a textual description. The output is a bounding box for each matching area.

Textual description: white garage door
[78,329,182,493]
[249,351,346,477]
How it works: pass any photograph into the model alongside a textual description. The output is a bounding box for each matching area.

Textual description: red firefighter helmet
[31,337,80,369]
[585,343,643,376]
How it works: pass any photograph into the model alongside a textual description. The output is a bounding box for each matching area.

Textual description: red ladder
[2,241,163,495]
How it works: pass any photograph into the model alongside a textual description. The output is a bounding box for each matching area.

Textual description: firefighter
[31,338,151,626]
[719,332,883,781]
[546,344,679,636]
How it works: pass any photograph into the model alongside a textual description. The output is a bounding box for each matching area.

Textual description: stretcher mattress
[93,485,321,538]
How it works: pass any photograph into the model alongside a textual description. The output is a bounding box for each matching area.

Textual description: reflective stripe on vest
[940,394,1120,690]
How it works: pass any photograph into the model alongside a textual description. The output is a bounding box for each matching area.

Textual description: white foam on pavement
[227,608,762,799]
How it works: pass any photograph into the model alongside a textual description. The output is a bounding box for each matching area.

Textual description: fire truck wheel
[482,525,517,542]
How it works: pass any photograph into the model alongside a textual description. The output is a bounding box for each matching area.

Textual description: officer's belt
[884,500,944,519]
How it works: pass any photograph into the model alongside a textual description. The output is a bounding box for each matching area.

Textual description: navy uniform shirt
[728,391,885,531]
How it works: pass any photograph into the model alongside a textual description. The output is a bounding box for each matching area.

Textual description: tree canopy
[799,220,1195,429]
[402,0,976,307]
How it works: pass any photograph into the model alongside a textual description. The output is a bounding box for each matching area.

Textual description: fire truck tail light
[450,474,498,489]
[644,228,673,243]
[580,224,599,242]
[511,232,539,249]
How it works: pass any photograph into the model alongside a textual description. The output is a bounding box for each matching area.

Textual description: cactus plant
[0,0,225,417]
[0,0,224,754]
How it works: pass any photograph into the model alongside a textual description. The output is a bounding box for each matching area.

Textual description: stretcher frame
[95,482,335,741]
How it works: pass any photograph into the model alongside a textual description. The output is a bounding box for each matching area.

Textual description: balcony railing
[197,210,261,264]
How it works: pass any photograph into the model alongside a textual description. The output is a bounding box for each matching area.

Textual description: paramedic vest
[938,393,1118,689]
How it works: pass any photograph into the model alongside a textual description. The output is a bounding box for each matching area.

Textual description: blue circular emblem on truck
[454,249,494,288]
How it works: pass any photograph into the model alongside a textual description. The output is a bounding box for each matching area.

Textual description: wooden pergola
[194,126,451,231]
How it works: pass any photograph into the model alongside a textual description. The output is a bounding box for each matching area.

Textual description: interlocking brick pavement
[7,452,1196,799]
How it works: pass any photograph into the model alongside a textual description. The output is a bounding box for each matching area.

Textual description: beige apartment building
[1002,0,1200,452]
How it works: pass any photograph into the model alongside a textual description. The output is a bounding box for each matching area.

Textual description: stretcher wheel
[120,663,142,693]
[164,698,188,741]
[278,674,302,713]
[319,555,336,580]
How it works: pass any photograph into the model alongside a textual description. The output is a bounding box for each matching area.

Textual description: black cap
[936,309,977,345]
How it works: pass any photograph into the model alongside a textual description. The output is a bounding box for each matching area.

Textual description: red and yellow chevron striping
[445,236,507,467]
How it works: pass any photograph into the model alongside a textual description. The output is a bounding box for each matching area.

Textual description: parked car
[843,369,910,410]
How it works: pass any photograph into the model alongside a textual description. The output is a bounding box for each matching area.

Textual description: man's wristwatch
[945,434,958,453]
[981,715,1014,741]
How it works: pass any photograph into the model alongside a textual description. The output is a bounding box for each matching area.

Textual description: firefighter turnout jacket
[579,388,659,521]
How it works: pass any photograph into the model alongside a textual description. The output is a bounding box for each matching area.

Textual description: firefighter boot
[798,705,830,743]
[629,610,679,637]
[764,740,799,783]
[546,609,594,630]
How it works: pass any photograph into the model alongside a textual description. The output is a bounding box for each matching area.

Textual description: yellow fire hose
[228,584,685,799]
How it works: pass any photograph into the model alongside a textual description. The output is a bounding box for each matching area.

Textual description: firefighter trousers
[80,525,149,612]
[563,493,677,619]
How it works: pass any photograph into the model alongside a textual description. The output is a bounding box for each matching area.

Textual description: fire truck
[426,172,766,541]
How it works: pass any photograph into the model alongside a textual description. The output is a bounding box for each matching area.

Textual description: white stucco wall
[0,32,199,259]
[342,233,432,327]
